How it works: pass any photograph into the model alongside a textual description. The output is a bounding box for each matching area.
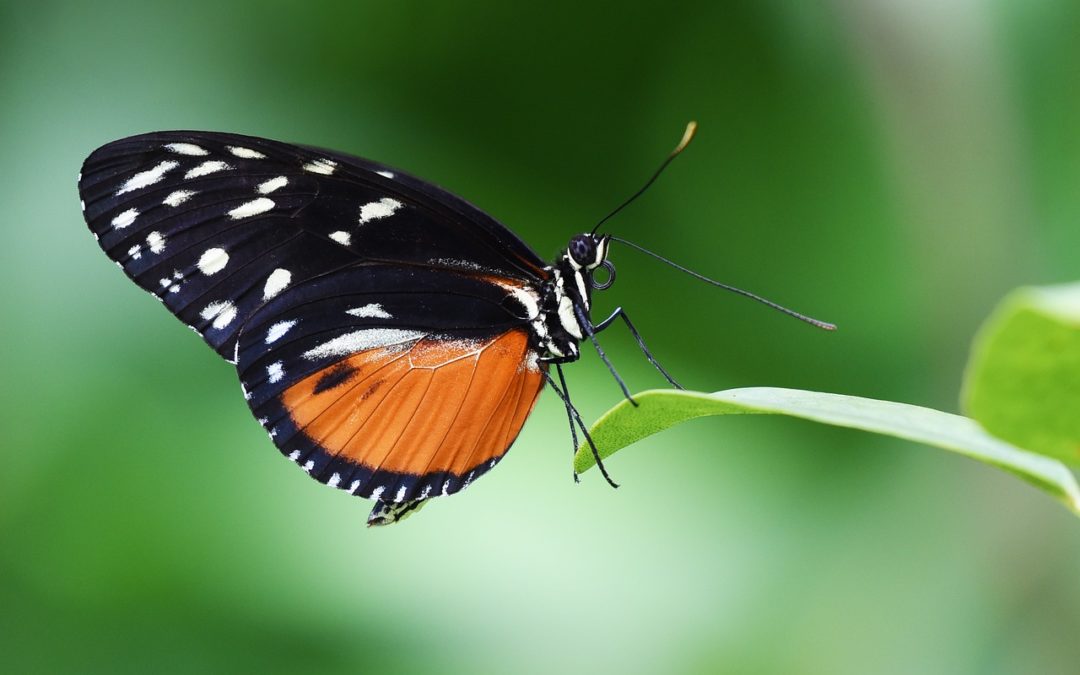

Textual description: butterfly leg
[541,368,619,489]
[575,305,637,406]
[367,498,430,527]
[555,363,581,483]
[593,306,683,389]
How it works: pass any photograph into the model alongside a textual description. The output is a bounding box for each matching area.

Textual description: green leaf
[963,282,1080,465]
[574,387,1080,517]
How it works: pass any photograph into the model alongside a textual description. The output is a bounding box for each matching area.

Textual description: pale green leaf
[574,387,1080,517]
[963,282,1080,465]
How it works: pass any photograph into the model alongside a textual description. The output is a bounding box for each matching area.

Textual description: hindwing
[236,264,547,503]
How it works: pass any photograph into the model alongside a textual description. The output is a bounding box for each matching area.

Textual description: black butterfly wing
[236,264,547,504]
[78,131,549,361]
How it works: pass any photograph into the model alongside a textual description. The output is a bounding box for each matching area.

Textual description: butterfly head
[565,233,614,290]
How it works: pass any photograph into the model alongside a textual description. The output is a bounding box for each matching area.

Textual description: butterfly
[79,124,833,526]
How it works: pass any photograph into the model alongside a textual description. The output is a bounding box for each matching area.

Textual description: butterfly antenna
[591,121,698,235]
[610,237,837,331]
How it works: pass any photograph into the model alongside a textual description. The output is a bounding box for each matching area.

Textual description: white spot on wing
[359,197,403,224]
[302,328,425,360]
[197,247,229,275]
[80,200,85,212]
[146,231,165,254]
[395,486,407,502]
[288,449,301,462]
[111,208,139,229]
[117,160,179,194]
[302,460,314,473]
[163,190,196,207]
[370,486,385,501]
[200,300,237,330]
[349,480,361,494]
[262,268,291,300]
[163,270,185,294]
[376,170,394,179]
[162,270,184,294]
[328,473,341,488]
[227,146,265,159]
[257,176,287,194]
[302,158,337,174]
[184,160,231,179]
[127,244,141,260]
[346,303,391,319]
[328,231,351,246]
[165,142,208,156]
[265,320,297,344]
[267,361,284,383]
[228,197,274,219]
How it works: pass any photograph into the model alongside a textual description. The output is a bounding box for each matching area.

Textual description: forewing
[237,265,546,503]
[79,131,548,360]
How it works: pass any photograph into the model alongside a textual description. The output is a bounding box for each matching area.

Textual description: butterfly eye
[569,235,595,266]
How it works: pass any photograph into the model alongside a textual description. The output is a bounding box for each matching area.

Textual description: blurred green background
[2,1,1079,673]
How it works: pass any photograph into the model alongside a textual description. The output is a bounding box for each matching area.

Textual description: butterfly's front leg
[574,304,637,406]
[592,306,682,389]
[540,365,619,489]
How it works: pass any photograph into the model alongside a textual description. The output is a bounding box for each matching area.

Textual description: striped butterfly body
[79,131,614,525]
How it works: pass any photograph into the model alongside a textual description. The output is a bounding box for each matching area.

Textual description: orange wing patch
[280,329,544,487]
